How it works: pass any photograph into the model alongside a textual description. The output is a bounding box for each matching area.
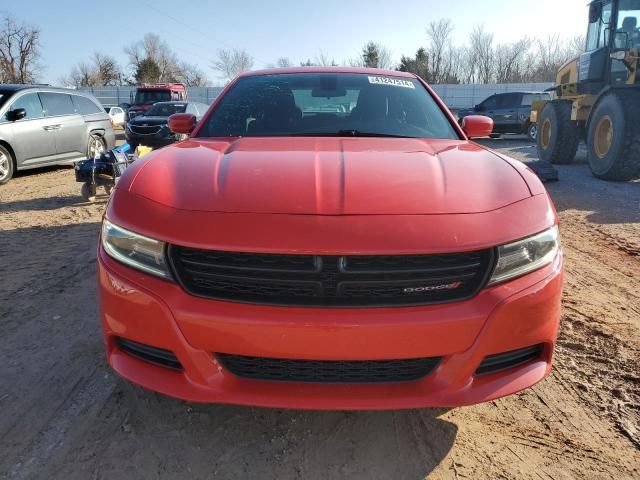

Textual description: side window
[7,93,44,120]
[586,20,599,51]
[499,93,522,108]
[521,94,535,106]
[40,93,76,116]
[72,95,102,115]
[480,96,498,110]
[599,2,612,48]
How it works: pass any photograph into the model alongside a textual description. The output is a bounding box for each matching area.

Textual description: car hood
[129,116,169,126]
[125,137,531,215]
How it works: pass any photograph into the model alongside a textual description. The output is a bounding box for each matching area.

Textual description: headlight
[488,226,560,285]
[101,219,172,279]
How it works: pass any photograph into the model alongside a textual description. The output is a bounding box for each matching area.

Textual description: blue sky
[3,0,588,84]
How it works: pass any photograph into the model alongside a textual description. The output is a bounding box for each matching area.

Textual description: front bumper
[124,130,176,148]
[98,244,563,410]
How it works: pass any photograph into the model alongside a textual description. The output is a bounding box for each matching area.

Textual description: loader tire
[537,100,579,164]
[587,90,640,181]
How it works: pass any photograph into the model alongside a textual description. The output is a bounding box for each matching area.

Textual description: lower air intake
[116,337,183,371]
[475,344,544,376]
[216,353,441,383]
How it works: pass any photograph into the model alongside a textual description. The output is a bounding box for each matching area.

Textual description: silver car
[0,85,115,184]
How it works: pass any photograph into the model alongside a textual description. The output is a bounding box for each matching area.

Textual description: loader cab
[582,0,640,86]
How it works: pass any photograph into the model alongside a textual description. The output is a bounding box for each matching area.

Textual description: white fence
[78,86,224,107]
[431,83,554,109]
[80,82,554,110]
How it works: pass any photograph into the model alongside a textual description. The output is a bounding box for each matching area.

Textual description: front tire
[87,134,106,159]
[527,123,538,142]
[537,100,579,164]
[587,91,640,181]
[0,145,14,185]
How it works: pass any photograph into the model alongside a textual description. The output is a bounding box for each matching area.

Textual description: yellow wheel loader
[531,0,640,181]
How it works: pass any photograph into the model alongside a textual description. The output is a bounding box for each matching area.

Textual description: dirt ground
[0,137,638,480]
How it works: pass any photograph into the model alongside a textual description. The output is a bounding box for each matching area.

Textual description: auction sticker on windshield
[368,76,415,88]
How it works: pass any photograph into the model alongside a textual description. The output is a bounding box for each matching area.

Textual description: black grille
[475,345,543,376]
[116,337,182,370]
[129,124,162,135]
[168,247,494,307]
[217,353,441,383]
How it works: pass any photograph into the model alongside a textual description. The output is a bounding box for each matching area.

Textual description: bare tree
[276,57,292,68]
[494,37,533,83]
[314,51,338,67]
[124,33,181,83]
[93,53,121,85]
[426,19,454,83]
[61,52,121,87]
[212,48,254,82]
[0,15,41,83]
[533,34,571,82]
[176,62,207,86]
[469,25,494,83]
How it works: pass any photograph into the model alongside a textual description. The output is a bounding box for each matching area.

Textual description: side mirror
[462,115,493,138]
[612,31,629,50]
[168,113,196,134]
[8,108,27,121]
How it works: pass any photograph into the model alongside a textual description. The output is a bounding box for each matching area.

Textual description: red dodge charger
[98,68,563,410]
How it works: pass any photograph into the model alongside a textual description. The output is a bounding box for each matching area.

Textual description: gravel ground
[0,136,638,480]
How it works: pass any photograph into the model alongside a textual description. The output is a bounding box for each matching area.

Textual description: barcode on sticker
[367,76,415,89]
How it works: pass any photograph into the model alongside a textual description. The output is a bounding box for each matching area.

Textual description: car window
[521,94,550,106]
[72,95,103,115]
[40,92,76,116]
[7,93,44,120]
[113,107,122,114]
[480,96,498,110]
[197,73,458,139]
[497,93,522,108]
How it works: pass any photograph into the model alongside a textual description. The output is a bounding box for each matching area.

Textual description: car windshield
[134,90,171,105]
[196,73,459,139]
[145,103,187,117]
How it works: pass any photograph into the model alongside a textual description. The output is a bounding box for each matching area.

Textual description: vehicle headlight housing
[488,226,560,285]
[101,219,172,279]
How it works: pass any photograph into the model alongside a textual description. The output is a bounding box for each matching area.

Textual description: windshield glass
[617,0,640,48]
[134,90,171,105]
[145,103,187,117]
[196,73,458,139]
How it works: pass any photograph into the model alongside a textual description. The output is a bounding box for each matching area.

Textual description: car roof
[0,84,99,97]
[238,66,418,79]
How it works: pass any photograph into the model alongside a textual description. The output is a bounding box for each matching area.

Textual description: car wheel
[527,123,538,142]
[0,145,15,185]
[87,134,106,159]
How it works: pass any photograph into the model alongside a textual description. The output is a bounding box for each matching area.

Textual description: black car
[125,101,208,150]
[457,92,551,141]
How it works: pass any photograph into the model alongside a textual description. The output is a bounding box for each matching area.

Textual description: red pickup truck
[127,83,187,120]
